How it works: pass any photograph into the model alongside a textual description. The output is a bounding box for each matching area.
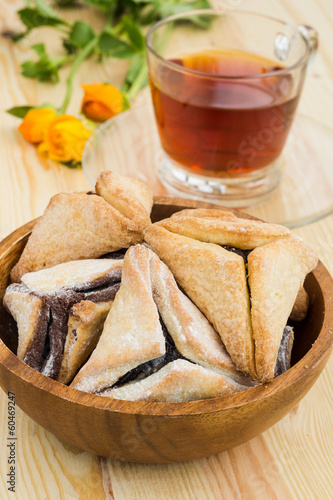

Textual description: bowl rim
[0,198,332,417]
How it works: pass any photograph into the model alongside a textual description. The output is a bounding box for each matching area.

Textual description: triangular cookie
[96,170,153,232]
[3,284,49,368]
[4,259,123,381]
[247,237,318,382]
[101,359,248,402]
[149,247,251,385]
[21,258,122,294]
[11,171,153,282]
[158,208,291,249]
[71,246,167,393]
[58,300,112,385]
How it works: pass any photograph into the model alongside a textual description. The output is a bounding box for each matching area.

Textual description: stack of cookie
[3,171,318,402]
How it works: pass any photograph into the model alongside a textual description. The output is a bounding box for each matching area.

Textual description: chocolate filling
[221,245,251,263]
[100,248,127,260]
[99,316,189,392]
[22,277,122,380]
[71,269,122,292]
[82,282,121,303]
[274,326,294,377]
[23,300,50,372]
[41,296,76,378]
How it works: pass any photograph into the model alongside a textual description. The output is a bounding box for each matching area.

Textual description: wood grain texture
[0,0,333,498]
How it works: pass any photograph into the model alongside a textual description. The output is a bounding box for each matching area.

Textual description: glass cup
[146,10,318,206]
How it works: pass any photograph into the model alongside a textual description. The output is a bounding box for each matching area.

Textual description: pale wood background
[0,0,333,498]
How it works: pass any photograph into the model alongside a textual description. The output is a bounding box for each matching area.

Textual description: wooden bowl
[0,198,333,464]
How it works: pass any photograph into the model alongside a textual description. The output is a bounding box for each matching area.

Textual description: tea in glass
[146,10,317,205]
[150,49,299,176]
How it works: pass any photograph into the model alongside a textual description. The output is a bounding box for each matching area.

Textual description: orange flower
[81,83,125,122]
[38,114,92,164]
[18,108,56,144]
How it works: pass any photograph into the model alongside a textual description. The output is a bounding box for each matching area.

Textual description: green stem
[126,62,148,100]
[54,54,74,68]
[58,36,99,114]
[58,7,115,115]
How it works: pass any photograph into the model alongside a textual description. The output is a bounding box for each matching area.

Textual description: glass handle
[298,25,318,66]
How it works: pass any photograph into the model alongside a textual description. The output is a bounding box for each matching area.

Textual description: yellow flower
[38,114,92,164]
[18,108,56,144]
[81,83,124,122]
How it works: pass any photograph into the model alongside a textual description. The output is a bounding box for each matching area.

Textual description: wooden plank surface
[0,0,333,498]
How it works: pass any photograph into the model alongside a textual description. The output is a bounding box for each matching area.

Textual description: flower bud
[81,83,124,122]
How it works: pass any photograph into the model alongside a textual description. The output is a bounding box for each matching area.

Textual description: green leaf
[6,105,34,118]
[128,0,152,4]
[54,0,79,5]
[159,0,211,18]
[6,102,55,118]
[18,8,67,30]
[137,8,158,26]
[98,32,136,59]
[22,60,59,82]
[164,0,213,29]
[81,0,115,13]
[21,43,68,82]
[34,0,64,21]
[63,22,96,54]
[121,15,145,51]
[187,14,214,29]
[134,0,211,26]
[69,21,95,49]
[31,43,47,58]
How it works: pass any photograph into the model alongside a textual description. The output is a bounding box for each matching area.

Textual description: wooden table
[1,0,333,498]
